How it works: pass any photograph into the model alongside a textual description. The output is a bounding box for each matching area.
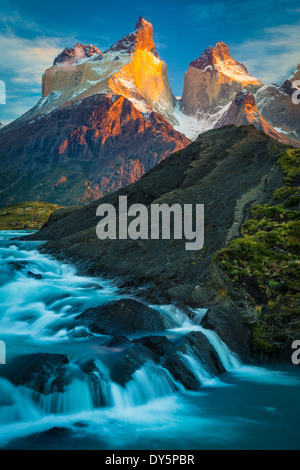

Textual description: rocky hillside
[26,125,299,361]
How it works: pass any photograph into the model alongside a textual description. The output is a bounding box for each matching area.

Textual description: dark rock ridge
[25,125,293,361]
[106,17,159,58]
[279,79,299,97]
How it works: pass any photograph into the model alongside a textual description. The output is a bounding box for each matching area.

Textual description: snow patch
[174,102,231,141]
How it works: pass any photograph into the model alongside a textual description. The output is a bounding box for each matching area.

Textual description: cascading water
[0,230,299,450]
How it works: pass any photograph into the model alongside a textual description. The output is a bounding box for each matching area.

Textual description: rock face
[181,42,262,118]
[0,93,188,207]
[255,78,300,141]
[162,331,225,390]
[214,90,300,146]
[40,17,176,124]
[2,354,70,394]
[177,44,299,147]
[201,305,251,362]
[53,43,102,66]
[0,18,189,207]
[1,22,299,208]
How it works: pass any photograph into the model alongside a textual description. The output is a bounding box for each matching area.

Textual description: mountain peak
[106,18,158,57]
[54,43,102,66]
[189,41,261,87]
[135,16,152,30]
[234,90,256,107]
[279,79,299,97]
[290,64,300,83]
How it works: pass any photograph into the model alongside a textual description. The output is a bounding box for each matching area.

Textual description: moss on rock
[214,148,300,359]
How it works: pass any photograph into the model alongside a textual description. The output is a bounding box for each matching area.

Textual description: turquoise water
[0,231,299,450]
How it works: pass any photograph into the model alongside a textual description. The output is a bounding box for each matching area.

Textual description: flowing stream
[0,231,299,450]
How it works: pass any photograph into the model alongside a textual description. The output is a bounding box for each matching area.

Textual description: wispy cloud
[231,22,300,83]
[0,33,62,88]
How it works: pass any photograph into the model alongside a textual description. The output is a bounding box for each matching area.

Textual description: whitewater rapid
[0,231,299,450]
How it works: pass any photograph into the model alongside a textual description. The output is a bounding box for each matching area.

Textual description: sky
[0,0,299,124]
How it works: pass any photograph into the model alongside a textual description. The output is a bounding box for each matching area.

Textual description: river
[0,231,299,450]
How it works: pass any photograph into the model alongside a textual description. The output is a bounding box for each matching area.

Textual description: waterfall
[0,378,41,425]
[26,379,94,415]
[110,362,177,408]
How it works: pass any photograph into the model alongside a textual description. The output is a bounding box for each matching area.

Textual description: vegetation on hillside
[214,148,300,357]
[0,201,64,230]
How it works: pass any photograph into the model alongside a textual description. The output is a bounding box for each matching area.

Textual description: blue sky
[0,0,299,124]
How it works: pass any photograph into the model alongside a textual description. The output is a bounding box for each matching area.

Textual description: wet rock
[27,271,42,280]
[76,299,169,335]
[8,261,27,271]
[133,335,171,362]
[2,353,70,394]
[109,343,155,386]
[80,359,110,407]
[201,305,252,362]
[104,336,131,347]
[167,284,192,301]
[162,331,225,390]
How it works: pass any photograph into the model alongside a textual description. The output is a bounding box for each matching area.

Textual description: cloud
[0,33,62,87]
[230,21,300,83]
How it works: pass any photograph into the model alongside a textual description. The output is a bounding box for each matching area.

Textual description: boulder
[162,331,225,390]
[76,299,169,335]
[201,305,252,362]
[133,335,171,362]
[2,353,70,394]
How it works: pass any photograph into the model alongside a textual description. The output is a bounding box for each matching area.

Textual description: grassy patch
[0,201,64,230]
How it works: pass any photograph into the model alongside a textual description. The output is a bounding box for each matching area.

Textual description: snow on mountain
[181,41,263,119]
[289,64,300,83]
[2,19,298,151]
[7,17,175,129]
[255,75,300,141]
[173,101,231,141]
[214,90,300,147]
